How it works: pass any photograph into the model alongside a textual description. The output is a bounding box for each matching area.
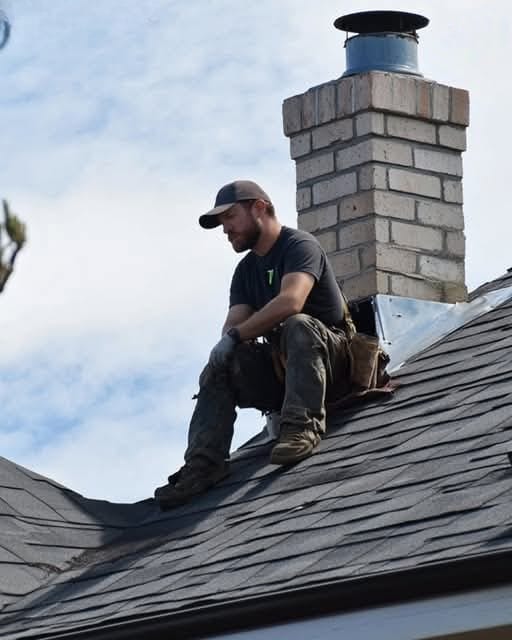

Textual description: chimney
[282,11,468,303]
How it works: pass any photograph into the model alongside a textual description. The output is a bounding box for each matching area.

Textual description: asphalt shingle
[2,281,512,638]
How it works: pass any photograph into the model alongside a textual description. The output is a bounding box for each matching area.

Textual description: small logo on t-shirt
[267,269,274,286]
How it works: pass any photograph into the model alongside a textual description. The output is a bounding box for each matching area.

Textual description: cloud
[0,319,264,502]
[11,353,199,502]
[0,172,268,501]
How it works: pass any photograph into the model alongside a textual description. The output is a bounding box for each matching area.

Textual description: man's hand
[208,330,239,369]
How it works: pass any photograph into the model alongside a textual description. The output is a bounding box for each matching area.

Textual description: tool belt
[270,328,390,391]
[269,296,392,405]
[348,332,390,391]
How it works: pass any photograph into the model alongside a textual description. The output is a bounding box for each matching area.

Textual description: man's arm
[208,273,313,370]
[235,272,314,342]
[222,304,254,336]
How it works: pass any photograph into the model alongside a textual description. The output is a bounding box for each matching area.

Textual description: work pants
[184,314,350,468]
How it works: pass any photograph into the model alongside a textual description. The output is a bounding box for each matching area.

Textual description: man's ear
[253,199,267,219]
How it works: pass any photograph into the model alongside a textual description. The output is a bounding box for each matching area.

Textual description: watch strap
[227,327,241,344]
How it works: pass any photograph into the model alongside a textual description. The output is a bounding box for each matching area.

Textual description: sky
[0,1,510,502]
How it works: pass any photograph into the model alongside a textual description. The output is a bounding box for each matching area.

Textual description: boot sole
[270,443,315,466]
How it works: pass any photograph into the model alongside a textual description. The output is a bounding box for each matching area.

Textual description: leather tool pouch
[349,333,390,392]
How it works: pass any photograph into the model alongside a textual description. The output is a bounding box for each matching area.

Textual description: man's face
[218,202,261,253]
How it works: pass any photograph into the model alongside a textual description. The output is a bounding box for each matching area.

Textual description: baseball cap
[199,180,271,229]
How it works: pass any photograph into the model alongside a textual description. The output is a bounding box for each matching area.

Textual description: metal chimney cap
[334,10,429,34]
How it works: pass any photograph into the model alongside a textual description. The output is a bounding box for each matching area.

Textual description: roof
[2,274,512,639]
[469,267,512,300]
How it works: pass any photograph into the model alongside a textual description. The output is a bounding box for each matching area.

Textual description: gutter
[21,547,512,640]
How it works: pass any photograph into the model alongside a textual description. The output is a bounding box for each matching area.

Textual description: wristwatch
[227,327,242,344]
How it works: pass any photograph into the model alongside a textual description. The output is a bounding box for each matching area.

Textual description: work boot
[270,424,321,465]
[154,457,229,510]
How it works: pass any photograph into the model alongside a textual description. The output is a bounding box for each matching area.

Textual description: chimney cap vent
[334,10,429,35]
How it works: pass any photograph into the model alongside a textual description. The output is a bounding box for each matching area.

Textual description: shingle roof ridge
[469,267,512,300]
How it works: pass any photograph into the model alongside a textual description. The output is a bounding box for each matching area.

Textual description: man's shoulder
[282,226,317,242]
[281,226,324,252]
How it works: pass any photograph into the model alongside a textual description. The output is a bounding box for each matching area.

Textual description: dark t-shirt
[229,226,344,327]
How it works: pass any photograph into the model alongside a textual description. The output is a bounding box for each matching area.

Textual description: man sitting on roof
[154,180,355,509]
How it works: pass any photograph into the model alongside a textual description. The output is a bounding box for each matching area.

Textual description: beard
[229,216,262,253]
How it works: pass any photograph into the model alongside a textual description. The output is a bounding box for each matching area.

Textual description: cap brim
[198,203,234,229]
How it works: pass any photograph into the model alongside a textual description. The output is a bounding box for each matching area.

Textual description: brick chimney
[282,11,468,303]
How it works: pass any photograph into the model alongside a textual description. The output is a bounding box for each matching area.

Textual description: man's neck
[252,221,282,256]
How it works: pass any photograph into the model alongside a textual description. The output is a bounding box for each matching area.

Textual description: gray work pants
[184,314,350,467]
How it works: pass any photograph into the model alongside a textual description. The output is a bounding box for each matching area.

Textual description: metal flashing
[374,286,512,371]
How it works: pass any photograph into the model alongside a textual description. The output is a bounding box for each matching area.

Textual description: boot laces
[280,424,315,442]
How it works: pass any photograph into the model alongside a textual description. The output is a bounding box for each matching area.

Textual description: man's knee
[198,344,257,390]
[282,313,313,330]
[281,314,323,351]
